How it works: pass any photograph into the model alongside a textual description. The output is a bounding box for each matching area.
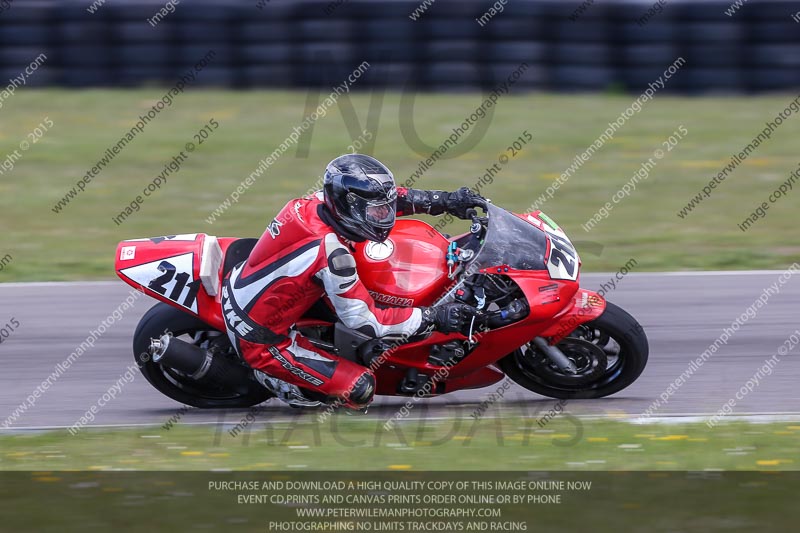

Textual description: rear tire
[133,303,273,408]
[499,301,648,399]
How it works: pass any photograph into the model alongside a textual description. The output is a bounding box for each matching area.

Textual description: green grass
[3,418,800,530]
[1,89,799,281]
[2,417,799,471]
[2,470,799,533]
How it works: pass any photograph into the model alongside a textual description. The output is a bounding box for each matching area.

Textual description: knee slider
[349,373,376,406]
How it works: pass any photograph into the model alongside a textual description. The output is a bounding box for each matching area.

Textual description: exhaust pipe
[149,334,213,379]
[149,334,252,392]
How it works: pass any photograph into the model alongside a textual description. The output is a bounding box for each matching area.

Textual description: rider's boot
[254,370,323,408]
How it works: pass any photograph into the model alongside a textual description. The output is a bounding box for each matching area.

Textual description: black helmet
[323,154,398,243]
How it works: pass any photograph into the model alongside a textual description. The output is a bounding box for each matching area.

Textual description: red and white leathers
[221,189,431,406]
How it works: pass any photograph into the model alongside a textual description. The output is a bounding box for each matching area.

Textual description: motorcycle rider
[222,154,487,409]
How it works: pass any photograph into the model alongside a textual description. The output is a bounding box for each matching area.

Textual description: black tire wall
[0,0,797,92]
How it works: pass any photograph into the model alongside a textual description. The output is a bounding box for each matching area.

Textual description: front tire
[133,303,273,408]
[499,301,648,399]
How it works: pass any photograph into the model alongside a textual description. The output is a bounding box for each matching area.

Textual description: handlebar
[465,203,488,236]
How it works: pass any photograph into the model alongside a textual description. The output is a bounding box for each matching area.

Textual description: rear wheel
[133,303,273,408]
[499,301,648,399]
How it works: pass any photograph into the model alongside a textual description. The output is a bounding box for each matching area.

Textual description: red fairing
[537,288,607,342]
[115,198,615,400]
[114,233,228,331]
[353,219,451,308]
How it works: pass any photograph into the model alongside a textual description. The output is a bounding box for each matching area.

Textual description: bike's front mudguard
[536,288,607,344]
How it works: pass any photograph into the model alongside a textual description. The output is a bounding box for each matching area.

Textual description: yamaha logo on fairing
[368,290,413,307]
[365,239,394,261]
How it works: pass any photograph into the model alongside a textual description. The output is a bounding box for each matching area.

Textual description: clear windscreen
[469,204,548,271]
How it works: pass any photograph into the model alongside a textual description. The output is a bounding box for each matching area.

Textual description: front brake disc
[523,337,608,387]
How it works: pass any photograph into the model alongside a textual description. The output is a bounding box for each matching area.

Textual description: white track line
[4,412,800,431]
[0,281,120,288]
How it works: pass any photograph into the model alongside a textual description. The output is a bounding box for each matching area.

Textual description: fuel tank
[352,219,451,307]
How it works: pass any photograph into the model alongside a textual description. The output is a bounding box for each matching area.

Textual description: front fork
[532,337,578,374]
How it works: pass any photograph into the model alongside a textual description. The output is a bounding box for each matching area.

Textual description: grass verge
[2,417,799,471]
[1,90,800,280]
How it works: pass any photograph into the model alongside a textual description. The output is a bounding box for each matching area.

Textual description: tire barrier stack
[0,0,798,92]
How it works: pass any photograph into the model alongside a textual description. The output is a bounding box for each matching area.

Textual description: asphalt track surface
[2,271,800,430]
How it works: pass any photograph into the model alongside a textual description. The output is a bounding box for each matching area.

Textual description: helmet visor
[348,193,397,229]
[366,200,396,227]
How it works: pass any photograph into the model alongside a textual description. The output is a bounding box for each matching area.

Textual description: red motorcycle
[115,203,648,408]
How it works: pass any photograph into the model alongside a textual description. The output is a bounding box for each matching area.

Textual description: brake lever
[465,209,482,234]
[466,309,489,345]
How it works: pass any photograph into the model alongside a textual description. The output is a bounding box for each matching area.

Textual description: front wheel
[499,301,648,399]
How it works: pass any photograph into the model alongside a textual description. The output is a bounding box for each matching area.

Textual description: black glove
[438,187,488,219]
[420,302,480,334]
[403,188,488,219]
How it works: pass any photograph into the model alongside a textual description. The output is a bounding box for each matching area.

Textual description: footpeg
[428,341,465,366]
[398,368,431,395]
